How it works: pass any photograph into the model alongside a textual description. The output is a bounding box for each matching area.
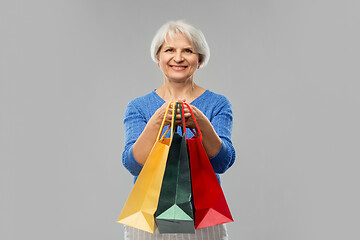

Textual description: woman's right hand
[132,101,182,166]
[132,102,175,166]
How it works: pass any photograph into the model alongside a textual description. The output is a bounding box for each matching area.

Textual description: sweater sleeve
[122,100,145,176]
[208,97,236,174]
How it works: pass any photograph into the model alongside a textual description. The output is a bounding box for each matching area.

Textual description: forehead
[163,33,193,47]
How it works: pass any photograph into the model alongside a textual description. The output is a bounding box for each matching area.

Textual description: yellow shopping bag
[117,101,176,233]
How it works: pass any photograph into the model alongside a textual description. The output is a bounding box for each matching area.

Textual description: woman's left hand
[177,98,222,158]
[177,99,207,130]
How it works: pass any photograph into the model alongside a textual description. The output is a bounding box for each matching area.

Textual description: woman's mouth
[170,65,187,71]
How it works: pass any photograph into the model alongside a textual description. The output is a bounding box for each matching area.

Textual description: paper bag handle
[182,102,202,141]
[172,102,187,138]
[157,101,176,141]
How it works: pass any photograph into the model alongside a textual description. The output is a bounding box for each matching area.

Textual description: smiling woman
[157,34,200,83]
[150,20,210,68]
[121,20,235,240]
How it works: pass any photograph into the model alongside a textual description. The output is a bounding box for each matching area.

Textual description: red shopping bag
[183,102,233,229]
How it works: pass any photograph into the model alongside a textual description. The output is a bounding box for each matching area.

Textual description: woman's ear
[197,56,202,69]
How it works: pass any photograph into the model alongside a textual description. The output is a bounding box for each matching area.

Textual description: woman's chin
[165,75,193,83]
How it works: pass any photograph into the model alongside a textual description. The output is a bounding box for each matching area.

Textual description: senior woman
[122,20,235,240]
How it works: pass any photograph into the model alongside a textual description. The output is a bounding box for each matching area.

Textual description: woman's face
[157,33,200,83]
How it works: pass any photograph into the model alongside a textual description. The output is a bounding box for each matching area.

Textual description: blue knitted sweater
[122,89,236,184]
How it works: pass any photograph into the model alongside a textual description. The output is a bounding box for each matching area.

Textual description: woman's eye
[165,49,173,52]
[185,49,193,53]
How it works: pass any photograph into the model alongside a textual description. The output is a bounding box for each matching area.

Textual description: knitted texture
[122,90,236,184]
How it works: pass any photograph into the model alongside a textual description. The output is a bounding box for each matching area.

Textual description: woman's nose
[173,51,184,62]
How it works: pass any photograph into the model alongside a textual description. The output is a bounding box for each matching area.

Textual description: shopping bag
[184,102,234,229]
[117,101,176,233]
[155,102,195,233]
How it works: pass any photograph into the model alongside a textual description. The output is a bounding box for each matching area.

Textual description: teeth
[171,66,186,69]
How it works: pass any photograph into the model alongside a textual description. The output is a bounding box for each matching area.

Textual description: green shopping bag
[155,102,195,234]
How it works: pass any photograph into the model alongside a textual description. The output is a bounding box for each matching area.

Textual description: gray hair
[150,20,210,68]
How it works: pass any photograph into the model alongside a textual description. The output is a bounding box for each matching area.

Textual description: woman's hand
[150,102,173,127]
[177,99,222,158]
[176,99,206,130]
[182,104,206,130]
[133,101,179,166]
[149,99,208,132]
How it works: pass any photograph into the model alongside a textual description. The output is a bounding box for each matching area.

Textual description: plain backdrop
[1,0,359,239]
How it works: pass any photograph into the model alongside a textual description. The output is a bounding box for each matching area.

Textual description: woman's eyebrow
[163,45,193,49]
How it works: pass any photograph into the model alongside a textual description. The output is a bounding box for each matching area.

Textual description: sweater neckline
[152,89,210,105]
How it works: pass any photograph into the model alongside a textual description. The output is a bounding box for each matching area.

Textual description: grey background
[1,0,359,239]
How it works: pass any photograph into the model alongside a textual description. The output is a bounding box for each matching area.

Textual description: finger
[182,107,191,113]
[175,115,183,121]
[166,112,174,120]
[183,112,192,118]
[183,105,193,114]
[177,119,184,124]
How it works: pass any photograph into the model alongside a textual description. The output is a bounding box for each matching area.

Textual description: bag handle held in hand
[157,101,176,141]
[173,102,187,138]
[182,102,202,141]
